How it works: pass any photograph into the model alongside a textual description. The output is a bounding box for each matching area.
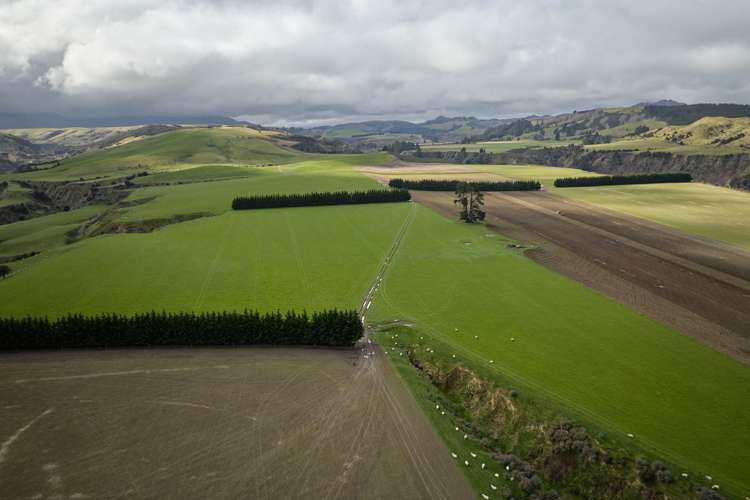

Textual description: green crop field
[367,205,750,494]
[0,202,410,317]
[479,164,750,250]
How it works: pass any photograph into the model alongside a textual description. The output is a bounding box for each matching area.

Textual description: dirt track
[0,348,473,499]
[412,190,750,364]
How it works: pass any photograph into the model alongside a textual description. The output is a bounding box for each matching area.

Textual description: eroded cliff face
[404,146,750,191]
[0,179,131,225]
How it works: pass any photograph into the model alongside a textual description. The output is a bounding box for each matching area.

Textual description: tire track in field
[358,202,416,324]
[193,212,236,311]
[283,209,312,302]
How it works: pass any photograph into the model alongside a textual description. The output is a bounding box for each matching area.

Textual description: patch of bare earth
[360,163,513,186]
[0,348,473,500]
[412,190,750,364]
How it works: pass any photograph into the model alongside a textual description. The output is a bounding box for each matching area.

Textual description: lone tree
[0,265,10,279]
[454,182,486,223]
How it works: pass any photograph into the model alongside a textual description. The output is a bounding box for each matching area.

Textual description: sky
[1,0,750,127]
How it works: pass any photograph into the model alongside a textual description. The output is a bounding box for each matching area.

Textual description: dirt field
[0,347,473,500]
[359,164,513,185]
[412,190,750,364]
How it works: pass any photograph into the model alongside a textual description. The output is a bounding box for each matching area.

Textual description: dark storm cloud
[1,0,749,125]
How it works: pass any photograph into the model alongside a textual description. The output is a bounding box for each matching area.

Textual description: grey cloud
[1,0,749,125]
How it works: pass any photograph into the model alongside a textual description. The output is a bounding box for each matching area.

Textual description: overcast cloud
[1,0,749,126]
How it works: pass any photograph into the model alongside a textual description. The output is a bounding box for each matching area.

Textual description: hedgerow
[388,178,541,191]
[553,173,692,188]
[0,309,363,350]
[231,189,410,210]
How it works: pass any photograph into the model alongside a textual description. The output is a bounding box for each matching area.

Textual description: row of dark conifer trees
[0,310,363,350]
[554,173,692,188]
[232,189,410,210]
[388,178,541,191]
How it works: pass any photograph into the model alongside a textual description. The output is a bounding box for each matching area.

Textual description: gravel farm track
[0,348,473,499]
[411,190,750,364]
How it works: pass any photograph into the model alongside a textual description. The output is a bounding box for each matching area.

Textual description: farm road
[359,201,416,323]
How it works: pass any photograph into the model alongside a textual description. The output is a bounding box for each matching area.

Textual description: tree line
[232,189,410,210]
[0,309,363,350]
[388,178,541,191]
[554,173,692,188]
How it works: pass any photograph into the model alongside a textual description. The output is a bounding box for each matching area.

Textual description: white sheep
[490,484,497,490]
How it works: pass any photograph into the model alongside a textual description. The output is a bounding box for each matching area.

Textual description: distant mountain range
[0,113,247,129]
[291,102,750,144]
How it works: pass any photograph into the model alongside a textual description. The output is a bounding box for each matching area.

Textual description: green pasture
[597,119,668,138]
[586,137,748,155]
[368,205,750,494]
[476,164,600,186]
[119,156,386,221]
[559,182,750,251]
[480,164,750,250]
[0,205,105,259]
[0,182,33,207]
[5,127,306,182]
[0,202,410,317]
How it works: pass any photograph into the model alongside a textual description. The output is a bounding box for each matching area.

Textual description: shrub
[0,265,10,279]
[231,189,410,210]
[554,173,692,188]
[388,178,541,191]
[0,309,363,350]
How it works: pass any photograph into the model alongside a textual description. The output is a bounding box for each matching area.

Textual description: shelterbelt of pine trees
[387,178,541,191]
[231,189,410,210]
[554,172,692,188]
[0,310,363,350]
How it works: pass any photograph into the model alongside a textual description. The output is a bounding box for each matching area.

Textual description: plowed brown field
[0,347,473,499]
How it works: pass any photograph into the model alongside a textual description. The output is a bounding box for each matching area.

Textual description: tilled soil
[0,347,473,500]
[412,190,750,364]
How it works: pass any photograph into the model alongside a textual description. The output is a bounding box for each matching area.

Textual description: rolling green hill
[9,126,306,181]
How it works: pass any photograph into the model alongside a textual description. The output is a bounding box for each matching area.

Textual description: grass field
[475,164,750,250]
[589,116,750,155]
[5,127,306,182]
[120,156,387,221]
[2,128,750,497]
[0,205,106,259]
[0,202,410,317]
[367,205,750,494]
